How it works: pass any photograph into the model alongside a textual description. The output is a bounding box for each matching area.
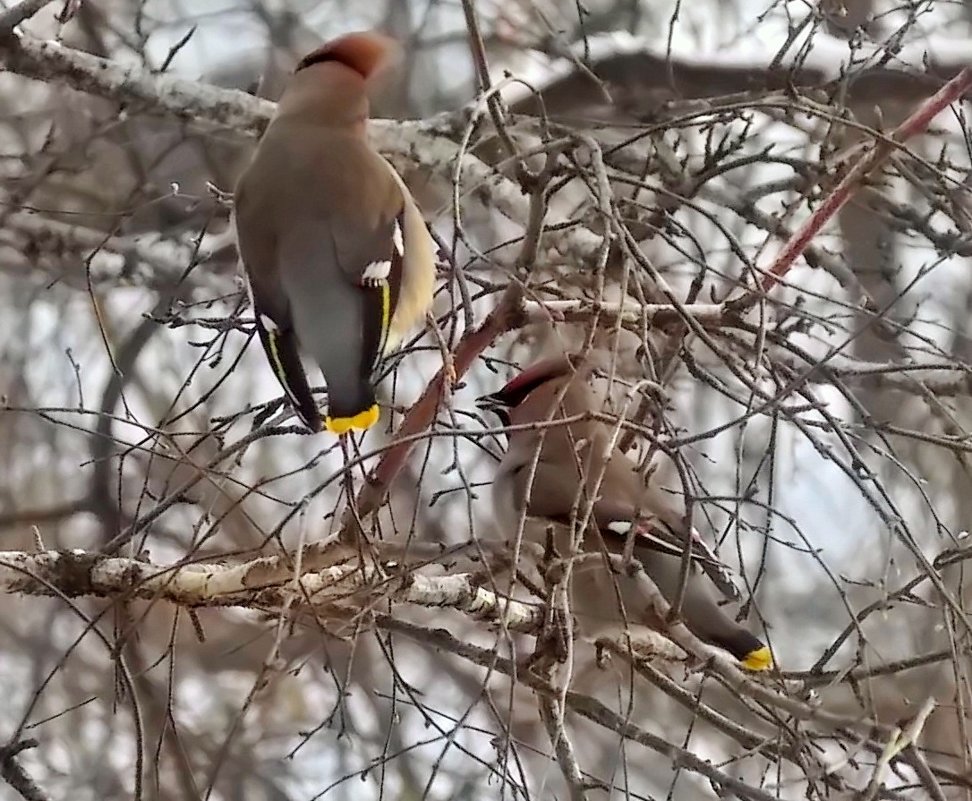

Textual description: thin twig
[752,66,972,297]
[0,0,53,35]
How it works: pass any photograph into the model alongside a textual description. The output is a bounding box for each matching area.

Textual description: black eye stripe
[295,50,333,72]
[495,379,542,409]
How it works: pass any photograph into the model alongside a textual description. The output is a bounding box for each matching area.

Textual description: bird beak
[475,392,505,414]
[475,392,511,429]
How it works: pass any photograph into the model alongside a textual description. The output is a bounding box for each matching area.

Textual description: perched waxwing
[477,353,772,671]
[234,32,437,435]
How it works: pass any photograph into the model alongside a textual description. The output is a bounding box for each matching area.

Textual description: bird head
[476,355,581,427]
[281,31,402,130]
[475,390,512,428]
[295,31,401,84]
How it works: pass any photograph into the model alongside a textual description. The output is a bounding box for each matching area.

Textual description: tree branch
[0,0,53,35]
[0,739,50,801]
[0,546,543,631]
[754,66,972,296]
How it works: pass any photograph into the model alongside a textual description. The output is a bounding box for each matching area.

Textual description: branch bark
[0,546,543,631]
[0,30,604,275]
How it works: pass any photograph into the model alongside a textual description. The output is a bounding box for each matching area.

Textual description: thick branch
[524,298,729,328]
[0,32,605,278]
[0,547,543,630]
[0,0,53,34]
[0,33,274,134]
[512,33,972,119]
[1,211,230,293]
[0,739,50,801]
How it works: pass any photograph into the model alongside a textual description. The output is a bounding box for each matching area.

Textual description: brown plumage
[235,32,436,435]
[478,352,772,670]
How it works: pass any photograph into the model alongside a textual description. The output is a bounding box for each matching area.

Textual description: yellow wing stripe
[267,332,290,392]
[377,280,392,358]
[266,330,322,429]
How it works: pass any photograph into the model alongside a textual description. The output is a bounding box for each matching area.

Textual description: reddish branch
[758,66,972,295]
[338,288,527,541]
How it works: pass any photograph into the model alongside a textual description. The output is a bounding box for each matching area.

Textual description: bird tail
[709,629,773,671]
[277,229,384,437]
[324,382,379,435]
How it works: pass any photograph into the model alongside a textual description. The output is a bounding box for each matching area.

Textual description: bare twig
[339,287,527,541]
[753,67,972,297]
[0,739,50,801]
[0,0,53,35]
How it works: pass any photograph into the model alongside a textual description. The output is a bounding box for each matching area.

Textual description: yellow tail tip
[325,404,380,435]
[740,646,773,671]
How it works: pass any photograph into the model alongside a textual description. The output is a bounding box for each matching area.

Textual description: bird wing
[585,441,743,600]
[620,516,741,601]
[329,209,405,370]
[245,283,323,432]
[518,451,743,601]
[234,181,323,432]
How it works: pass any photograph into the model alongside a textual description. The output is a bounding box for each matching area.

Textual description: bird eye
[482,406,510,429]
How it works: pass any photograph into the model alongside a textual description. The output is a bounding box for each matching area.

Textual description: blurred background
[1,0,971,799]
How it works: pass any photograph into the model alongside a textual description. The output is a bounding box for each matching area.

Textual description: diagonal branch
[0,0,53,34]
[338,287,528,540]
[753,66,972,297]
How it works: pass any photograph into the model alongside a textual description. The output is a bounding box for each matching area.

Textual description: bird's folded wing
[331,212,405,369]
[606,517,742,600]
[249,297,322,432]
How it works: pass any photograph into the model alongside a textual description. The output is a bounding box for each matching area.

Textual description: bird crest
[295,31,400,81]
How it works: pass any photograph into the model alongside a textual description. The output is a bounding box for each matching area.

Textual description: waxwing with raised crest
[477,352,772,670]
[234,31,436,435]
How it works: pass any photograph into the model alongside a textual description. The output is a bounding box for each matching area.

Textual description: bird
[234,31,437,436]
[477,351,772,670]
